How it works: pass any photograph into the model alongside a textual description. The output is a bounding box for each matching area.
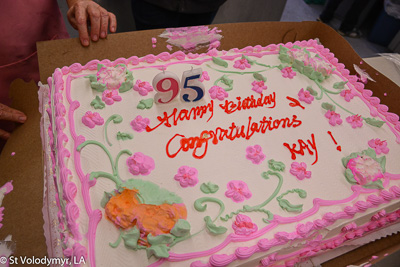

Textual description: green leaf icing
[137,98,154,110]
[117,132,133,141]
[268,159,285,172]
[90,95,106,109]
[243,55,256,65]
[121,226,140,250]
[333,81,348,89]
[344,168,357,185]
[119,69,134,93]
[276,189,307,213]
[146,244,170,259]
[147,234,174,246]
[212,57,228,68]
[122,179,183,205]
[105,114,123,146]
[200,182,219,194]
[365,118,385,128]
[170,219,191,237]
[204,216,227,235]
[306,86,318,96]
[253,72,266,82]
[363,180,384,189]
[100,191,113,208]
[321,102,336,111]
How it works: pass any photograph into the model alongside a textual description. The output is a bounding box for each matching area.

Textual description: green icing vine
[276,189,307,213]
[194,197,227,235]
[90,95,105,109]
[200,182,219,194]
[104,114,123,146]
[137,98,154,110]
[214,74,234,91]
[221,170,282,223]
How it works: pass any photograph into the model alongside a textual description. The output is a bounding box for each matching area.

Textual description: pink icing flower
[251,80,267,94]
[281,67,296,79]
[347,155,384,185]
[340,89,355,102]
[289,49,310,66]
[325,110,342,126]
[133,80,154,96]
[209,86,228,100]
[102,89,122,105]
[346,114,363,128]
[225,180,252,203]
[97,65,127,90]
[368,138,389,155]
[246,145,265,165]
[199,71,210,82]
[81,111,104,128]
[174,166,199,188]
[290,162,311,180]
[232,214,258,236]
[126,152,155,176]
[233,58,251,70]
[298,88,314,104]
[130,115,150,132]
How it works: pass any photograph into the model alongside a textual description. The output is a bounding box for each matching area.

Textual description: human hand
[0,103,27,140]
[67,0,117,47]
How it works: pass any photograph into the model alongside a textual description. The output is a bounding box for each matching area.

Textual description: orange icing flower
[105,188,187,242]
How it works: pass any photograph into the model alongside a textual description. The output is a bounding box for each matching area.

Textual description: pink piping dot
[11,152,15,156]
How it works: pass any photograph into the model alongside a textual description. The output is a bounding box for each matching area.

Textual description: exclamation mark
[327,131,341,151]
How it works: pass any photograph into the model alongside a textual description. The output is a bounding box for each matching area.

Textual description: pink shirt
[0,0,69,106]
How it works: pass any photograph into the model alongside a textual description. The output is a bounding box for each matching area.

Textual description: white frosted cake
[40,39,400,267]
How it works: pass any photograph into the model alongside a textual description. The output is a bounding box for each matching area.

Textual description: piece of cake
[40,39,400,267]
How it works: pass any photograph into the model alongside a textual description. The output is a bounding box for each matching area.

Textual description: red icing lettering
[146,101,214,132]
[283,133,318,165]
[166,115,302,159]
[219,93,276,114]
[287,96,305,109]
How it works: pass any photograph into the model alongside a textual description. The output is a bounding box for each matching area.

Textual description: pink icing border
[49,39,400,266]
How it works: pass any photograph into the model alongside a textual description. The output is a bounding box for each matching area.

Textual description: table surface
[1,21,399,267]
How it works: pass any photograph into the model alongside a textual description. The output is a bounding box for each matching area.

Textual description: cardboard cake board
[0,21,399,266]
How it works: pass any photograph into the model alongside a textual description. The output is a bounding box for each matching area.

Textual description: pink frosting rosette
[174,166,199,188]
[199,71,210,82]
[298,88,314,104]
[232,214,258,236]
[325,110,342,126]
[251,80,267,94]
[126,152,155,176]
[102,89,122,105]
[233,58,251,70]
[347,155,384,185]
[133,79,154,96]
[346,114,363,128]
[281,67,296,79]
[368,138,389,155]
[225,180,252,203]
[81,111,104,128]
[290,162,311,180]
[209,86,228,101]
[130,115,150,132]
[97,65,127,90]
[246,145,265,164]
[340,89,355,102]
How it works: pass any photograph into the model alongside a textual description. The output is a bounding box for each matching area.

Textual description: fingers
[67,1,117,47]
[0,104,26,123]
[0,104,26,140]
[0,129,10,140]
